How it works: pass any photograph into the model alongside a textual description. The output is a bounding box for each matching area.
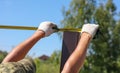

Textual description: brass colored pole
[0,25,81,32]
[0,25,37,30]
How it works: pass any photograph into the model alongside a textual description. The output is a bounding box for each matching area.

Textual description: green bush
[34,58,60,73]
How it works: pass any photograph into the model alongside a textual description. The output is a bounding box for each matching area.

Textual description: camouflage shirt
[0,58,36,73]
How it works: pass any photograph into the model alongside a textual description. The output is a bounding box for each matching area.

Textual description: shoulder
[0,58,36,73]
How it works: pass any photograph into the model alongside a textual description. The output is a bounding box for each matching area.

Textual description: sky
[0,0,72,57]
[0,0,120,57]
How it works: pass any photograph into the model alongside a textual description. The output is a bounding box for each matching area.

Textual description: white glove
[38,21,57,37]
[81,24,99,38]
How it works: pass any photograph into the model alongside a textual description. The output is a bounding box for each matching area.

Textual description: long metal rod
[0,25,81,32]
[58,28,81,32]
[0,25,37,30]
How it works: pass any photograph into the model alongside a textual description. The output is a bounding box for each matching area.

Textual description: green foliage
[61,0,96,28]
[49,50,61,65]
[0,50,7,63]
[61,0,120,73]
[34,50,61,73]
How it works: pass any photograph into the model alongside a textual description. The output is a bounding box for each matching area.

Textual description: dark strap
[60,31,80,72]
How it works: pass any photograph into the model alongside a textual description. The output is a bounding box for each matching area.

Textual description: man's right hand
[38,21,57,37]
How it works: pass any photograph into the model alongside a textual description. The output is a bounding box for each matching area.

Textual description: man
[0,21,99,73]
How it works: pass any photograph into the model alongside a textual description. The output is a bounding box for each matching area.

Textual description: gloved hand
[38,21,57,37]
[81,24,99,38]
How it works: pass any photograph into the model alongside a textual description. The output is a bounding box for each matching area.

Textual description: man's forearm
[2,30,45,63]
[62,32,92,73]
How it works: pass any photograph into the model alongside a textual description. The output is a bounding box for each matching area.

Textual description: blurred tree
[61,0,120,73]
[0,50,7,63]
[49,50,61,65]
[34,50,61,73]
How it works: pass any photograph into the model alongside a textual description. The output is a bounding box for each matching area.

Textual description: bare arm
[2,21,57,63]
[61,24,99,73]
[2,30,45,63]
[61,32,92,73]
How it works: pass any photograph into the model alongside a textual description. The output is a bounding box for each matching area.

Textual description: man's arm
[61,24,99,73]
[2,21,57,63]
[61,32,91,73]
[2,30,45,63]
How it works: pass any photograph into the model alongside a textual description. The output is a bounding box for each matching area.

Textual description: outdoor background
[0,0,71,57]
[0,0,120,73]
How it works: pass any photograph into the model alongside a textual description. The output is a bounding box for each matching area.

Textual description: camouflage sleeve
[0,58,36,73]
